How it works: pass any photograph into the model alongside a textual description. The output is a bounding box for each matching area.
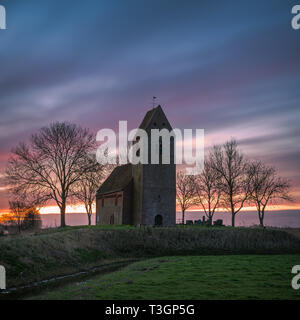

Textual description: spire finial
[152,96,157,109]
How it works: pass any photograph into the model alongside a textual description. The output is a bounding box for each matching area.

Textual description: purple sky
[0,0,300,211]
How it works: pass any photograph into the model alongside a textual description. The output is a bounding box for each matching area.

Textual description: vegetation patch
[1,226,300,288]
[74,248,108,263]
[28,255,300,300]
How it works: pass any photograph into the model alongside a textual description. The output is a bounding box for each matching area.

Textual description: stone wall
[138,106,176,226]
[96,192,123,225]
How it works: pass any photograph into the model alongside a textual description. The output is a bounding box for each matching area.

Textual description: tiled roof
[138,105,161,129]
[96,164,132,196]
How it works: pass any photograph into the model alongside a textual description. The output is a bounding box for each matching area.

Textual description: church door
[110,214,114,225]
[154,214,163,226]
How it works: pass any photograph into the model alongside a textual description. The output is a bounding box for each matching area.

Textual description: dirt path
[0,259,139,300]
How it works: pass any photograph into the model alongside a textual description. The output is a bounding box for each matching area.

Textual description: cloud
[0,0,299,209]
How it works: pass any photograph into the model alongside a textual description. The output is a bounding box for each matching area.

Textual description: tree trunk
[230,200,235,227]
[182,210,185,225]
[231,213,235,227]
[86,204,92,226]
[60,201,66,228]
[259,209,265,228]
[208,214,212,226]
[259,216,264,228]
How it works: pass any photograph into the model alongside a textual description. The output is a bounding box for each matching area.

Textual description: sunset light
[1,0,300,306]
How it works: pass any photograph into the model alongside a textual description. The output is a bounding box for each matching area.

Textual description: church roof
[139,105,162,129]
[96,164,132,196]
[96,105,172,197]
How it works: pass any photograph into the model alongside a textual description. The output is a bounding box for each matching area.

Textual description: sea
[40,210,300,229]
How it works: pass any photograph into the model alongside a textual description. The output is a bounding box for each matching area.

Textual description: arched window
[154,215,163,226]
[110,215,114,225]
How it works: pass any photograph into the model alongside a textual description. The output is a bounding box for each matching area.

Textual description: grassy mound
[1,225,300,288]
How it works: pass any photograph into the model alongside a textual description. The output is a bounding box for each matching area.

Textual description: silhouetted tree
[2,203,41,233]
[8,201,26,233]
[22,207,42,231]
[211,139,251,227]
[6,122,95,227]
[72,154,112,226]
[195,156,221,225]
[248,161,292,227]
[176,171,197,224]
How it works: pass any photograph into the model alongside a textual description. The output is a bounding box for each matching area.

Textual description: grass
[28,255,300,300]
[30,224,135,235]
[1,225,300,288]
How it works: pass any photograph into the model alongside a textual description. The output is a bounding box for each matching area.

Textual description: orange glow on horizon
[177,203,300,212]
[0,203,299,217]
[39,204,94,215]
[0,204,94,216]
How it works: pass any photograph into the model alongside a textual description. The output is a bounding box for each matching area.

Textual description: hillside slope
[1,226,300,288]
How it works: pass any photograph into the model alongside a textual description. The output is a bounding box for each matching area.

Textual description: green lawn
[29,255,300,300]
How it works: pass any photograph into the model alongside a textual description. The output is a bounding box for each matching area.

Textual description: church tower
[132,105,176,226]
[96,105,176,226]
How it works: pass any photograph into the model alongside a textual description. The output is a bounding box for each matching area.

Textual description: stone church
[96,105,176,226]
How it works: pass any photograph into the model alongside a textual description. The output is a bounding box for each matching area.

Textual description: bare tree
[8,201,27,233]
[176,171,197,224]
[5,122,96,227]
[211,139,251,227]
[248,161,292,227]
[1,202,41,233]
[195,157,221,225]
[72,154,111,226]
[22,207,42,231]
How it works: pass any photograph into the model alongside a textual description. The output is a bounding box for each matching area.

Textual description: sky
[0,0,300,212]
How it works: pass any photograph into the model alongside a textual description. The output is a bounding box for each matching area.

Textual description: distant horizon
[37,210,300,229]
[36,209,300,215]
[1,207,299,216]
